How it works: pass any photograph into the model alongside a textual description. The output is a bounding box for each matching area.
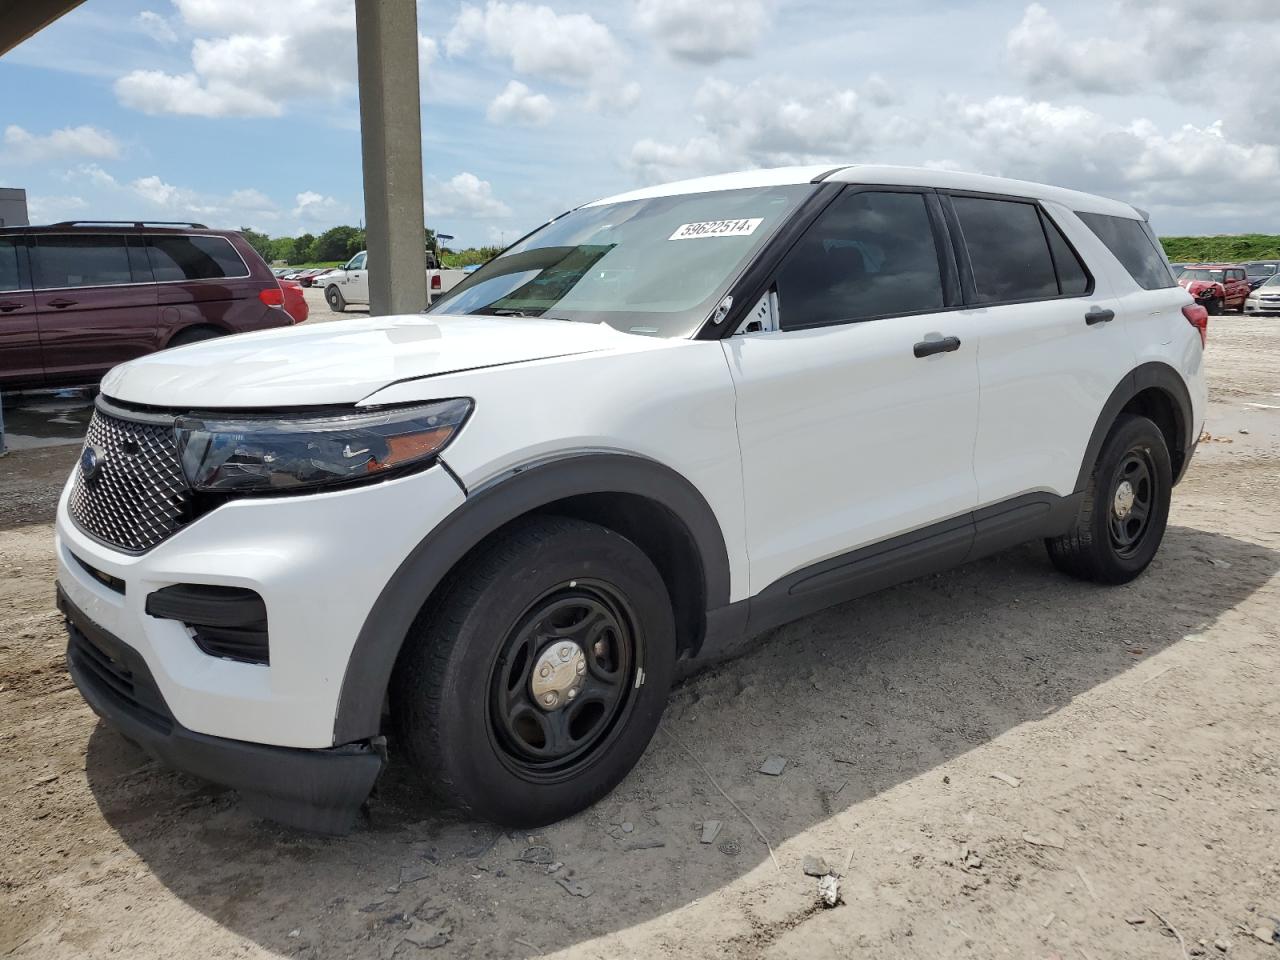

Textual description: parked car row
[0,221,300,391]
[1174,260,1280,315]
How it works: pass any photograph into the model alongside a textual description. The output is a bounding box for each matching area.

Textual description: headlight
[176,398,472,493]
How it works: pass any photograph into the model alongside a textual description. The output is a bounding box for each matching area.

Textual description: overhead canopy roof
[0,0,87,56]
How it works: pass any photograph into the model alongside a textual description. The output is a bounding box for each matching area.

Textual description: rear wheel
[391,515,676,826]
[325,285,346,312]
[1046,414,1172,584]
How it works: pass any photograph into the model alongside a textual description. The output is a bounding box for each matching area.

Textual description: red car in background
[280,278,308,324]
[1177,264,1250,315]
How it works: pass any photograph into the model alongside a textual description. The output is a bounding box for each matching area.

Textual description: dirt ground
[2,311,1278,959]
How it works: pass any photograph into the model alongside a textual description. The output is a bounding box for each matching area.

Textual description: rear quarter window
[147,235,249,282]
[0,237,23,291]
[1076,212,1176,291]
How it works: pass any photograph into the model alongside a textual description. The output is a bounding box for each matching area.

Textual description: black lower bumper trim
[58,586,382,834]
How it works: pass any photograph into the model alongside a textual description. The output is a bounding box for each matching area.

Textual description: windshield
[1179,269,1224,282]
[428,185,813,337]
[1247,262,1278,277]
[1265,273,1280,288]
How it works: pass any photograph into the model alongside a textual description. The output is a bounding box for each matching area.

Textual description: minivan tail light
[259,286,285,307]
[1182,304,1209,346]
[430,274,442,290]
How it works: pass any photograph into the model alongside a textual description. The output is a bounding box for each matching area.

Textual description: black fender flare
[332,452,732,744]
[1074,361,1195,492]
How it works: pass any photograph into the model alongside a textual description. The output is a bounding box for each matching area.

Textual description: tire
[390,515,676,826]
[1207,297,1223,316]
[1045,413,1172,585]
[167,326,224,348]
[325,285,346,312]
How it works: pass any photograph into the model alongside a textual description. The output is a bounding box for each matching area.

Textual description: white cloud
[446,2,624,89]
[632,0,768,63]
[26,195,88,224]
[487,81,555,126]
[628,76,913,183]
[65,163,119,188]
[3,125,121,164]
[136,10,178,44]
[115,0,355,118]
[426,172,512,219]
[1007,4,1137,95]
[292,191,346,223]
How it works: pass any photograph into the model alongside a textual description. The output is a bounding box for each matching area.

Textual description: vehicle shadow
[83,523,1279,957]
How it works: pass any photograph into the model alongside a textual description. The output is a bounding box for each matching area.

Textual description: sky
[1,0,1278,247]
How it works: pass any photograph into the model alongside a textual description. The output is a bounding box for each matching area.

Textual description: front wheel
[1207,297,1224,316]
[391,515,676,826]
[325,285,346,312]
[1046,413,1172,584]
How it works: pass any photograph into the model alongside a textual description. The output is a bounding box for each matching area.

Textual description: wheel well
[533,494,705,657]
[1121,386,1186,478]
[166,323,226,347]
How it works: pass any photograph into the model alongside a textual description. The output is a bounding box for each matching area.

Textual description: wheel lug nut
[539,664,552,678]
[567,688,578,700]
[543,693,557,706]
[576,661,586,674]
[559,646,571,661]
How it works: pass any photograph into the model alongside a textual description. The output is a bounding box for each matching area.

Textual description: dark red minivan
[0,222,298,391]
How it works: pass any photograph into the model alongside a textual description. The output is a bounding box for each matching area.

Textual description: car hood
[102,313,651,409]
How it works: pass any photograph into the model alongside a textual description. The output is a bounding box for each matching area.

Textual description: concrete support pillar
[355,0,427,317]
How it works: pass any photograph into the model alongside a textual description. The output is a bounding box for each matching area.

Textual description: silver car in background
[1244,273,1280,315]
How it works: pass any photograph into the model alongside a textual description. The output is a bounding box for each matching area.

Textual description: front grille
[68,406,192,554]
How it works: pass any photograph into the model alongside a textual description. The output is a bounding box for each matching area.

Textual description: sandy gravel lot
[1,312,1278,959]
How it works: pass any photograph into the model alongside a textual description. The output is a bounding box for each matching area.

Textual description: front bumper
[1245,301,1280,315]
[55,462,466,749]
[61,587,381,834]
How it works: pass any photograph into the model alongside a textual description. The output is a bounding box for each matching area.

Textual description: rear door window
[31,235,134,289]
[1076,212,1176,290]
[952,196,1058,304]
[147,235,249,281]
[774,189,945,329]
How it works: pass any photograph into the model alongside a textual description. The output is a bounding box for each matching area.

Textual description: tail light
[430,274,442,290]
[259,286,285,307]
[1182,304,1208,346]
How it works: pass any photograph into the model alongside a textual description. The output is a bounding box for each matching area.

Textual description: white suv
[55,165,1208,833]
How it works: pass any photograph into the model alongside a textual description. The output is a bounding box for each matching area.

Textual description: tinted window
[32,235,133,289]
[349,253,366,270]
[1043,214,1091,296]
[953,197,1058,303]
[1077,212,1176,290]
[0,237,22,292]
[147,235,248,281]
[775,190,944,329]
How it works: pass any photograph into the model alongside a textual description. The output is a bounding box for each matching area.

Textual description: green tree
[293,232,316,263]
[312,225,365,261]
[238,227,273,262]
[267,236,297,264]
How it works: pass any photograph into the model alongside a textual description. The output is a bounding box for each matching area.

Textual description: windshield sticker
[669,218,764,241]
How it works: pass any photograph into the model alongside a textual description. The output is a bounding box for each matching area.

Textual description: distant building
[0,188,29,226]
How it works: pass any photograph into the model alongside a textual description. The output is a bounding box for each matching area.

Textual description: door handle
[913,336,961,358]
[48,298,78,309]
[1085,307,1115,325]
[0,301,23,313]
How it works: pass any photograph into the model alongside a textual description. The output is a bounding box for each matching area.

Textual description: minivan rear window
[148,235,249,282]
[32,235,133,289]
[1077,212,1176,291]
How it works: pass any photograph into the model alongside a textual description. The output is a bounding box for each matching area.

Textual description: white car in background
[56,164,1206,834]
[322,250,466,312]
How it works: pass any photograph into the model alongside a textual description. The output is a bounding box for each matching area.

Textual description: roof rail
[48,220,210,229]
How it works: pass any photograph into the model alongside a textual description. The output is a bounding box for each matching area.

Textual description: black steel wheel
[1107,448,1156,558]
[391,515,676,826]
[325,285,346,312]
[1046,413,1172,585]
[488,582,640,779]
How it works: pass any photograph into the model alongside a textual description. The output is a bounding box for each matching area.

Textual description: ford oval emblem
[80,445,105,483]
